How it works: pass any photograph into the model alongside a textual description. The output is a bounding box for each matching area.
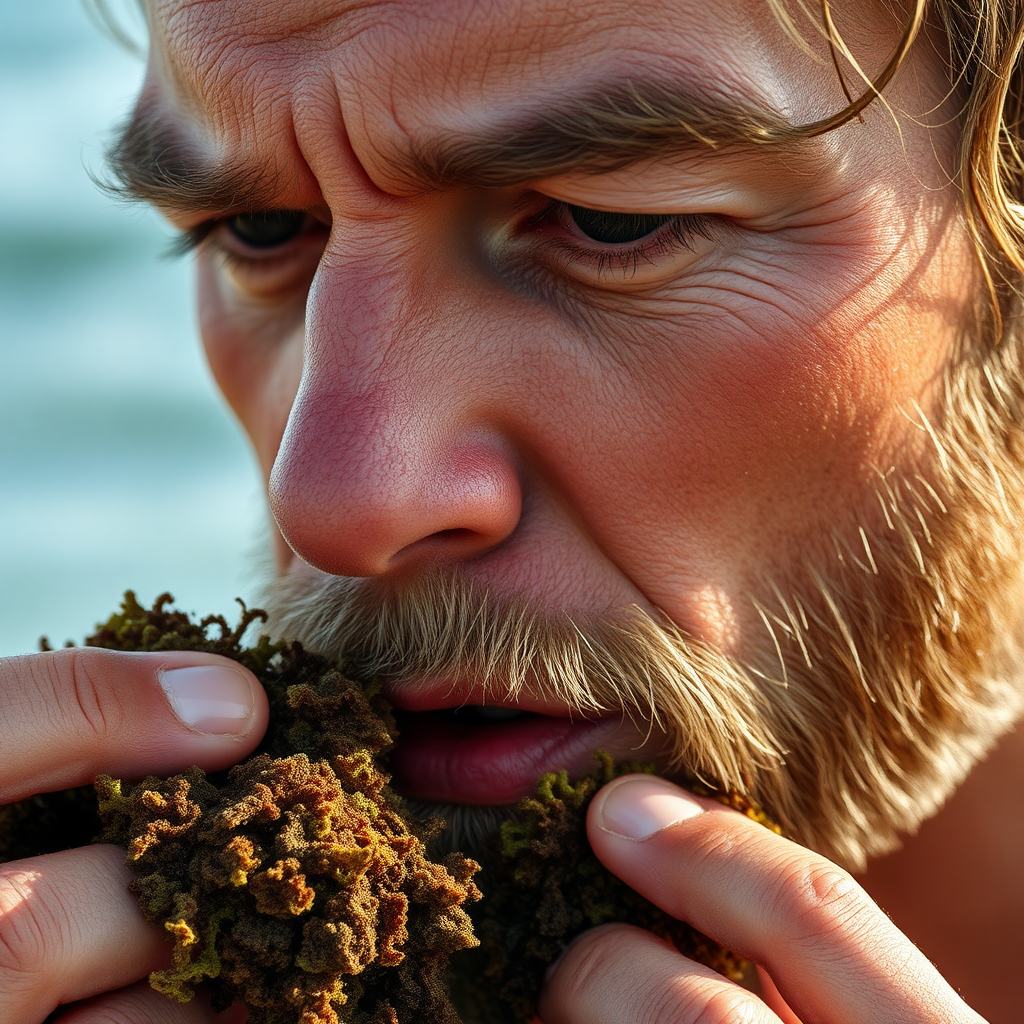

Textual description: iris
[225,210,307,248]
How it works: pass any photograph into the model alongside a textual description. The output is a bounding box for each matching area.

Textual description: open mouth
[436,704,532,723]
[387,703,627,805]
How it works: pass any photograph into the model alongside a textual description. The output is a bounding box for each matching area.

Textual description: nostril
[385,527,493,571]
[430,528,476,542]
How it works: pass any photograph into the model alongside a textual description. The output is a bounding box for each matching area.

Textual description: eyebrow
[105,77,813,214]
[404,79,813,190]
[103,102,286,214]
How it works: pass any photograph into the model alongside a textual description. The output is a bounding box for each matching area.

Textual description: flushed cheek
[568,307,933,620]
[197,256,305,477]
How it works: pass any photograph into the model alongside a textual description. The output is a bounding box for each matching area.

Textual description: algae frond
[1,593,767,1024]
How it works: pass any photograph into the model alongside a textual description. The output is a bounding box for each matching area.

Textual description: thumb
[0,647,269,802]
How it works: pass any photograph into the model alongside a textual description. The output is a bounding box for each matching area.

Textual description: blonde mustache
[258,567,785,803]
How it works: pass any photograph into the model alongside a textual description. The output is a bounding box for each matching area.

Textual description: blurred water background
[0,0,265,656]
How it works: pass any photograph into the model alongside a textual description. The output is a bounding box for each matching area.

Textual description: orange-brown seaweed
[35,593,479,1024]
[1,594,767,1024]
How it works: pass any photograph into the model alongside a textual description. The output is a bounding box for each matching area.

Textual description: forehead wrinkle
[127,6,344,215]
[322,0,809,189]
[138,0,834,211]
[155,0,383,49]
[154,0,363,148]
[335,2,831,190]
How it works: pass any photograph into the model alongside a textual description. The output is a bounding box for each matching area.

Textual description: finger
[587,775,986,1024]
[0,845,169,1023]
[756,966,803,1024]
[54,981,248,1024]
[538,923,781,1024]
[0,648,268,802]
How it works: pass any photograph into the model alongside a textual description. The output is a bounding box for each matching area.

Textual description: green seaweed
[1,593,765,1024]
[456,753,764,1023]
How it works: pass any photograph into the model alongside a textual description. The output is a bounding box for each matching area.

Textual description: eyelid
[167,211,329,262]
[529,198,717,281]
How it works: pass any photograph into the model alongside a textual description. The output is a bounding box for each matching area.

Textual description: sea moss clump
[0,593,772,1024]
[25,593,480,1024]
[461,754,778,1023]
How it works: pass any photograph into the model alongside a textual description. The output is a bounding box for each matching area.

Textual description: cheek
[554,290,949,613]
[608,330,853,544]
[196,256,305,479]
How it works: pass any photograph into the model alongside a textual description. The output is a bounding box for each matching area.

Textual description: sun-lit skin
[4,1,1019,1023]
[139,0,977,671]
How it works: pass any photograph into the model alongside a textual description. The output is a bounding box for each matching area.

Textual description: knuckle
[0,648,127,755]
[64,986,203,1024]
[556,925,619,1003]
[74,1008,151,1024]
[0,864,53,983]
[774,857,866,948]
[690,987,766,1024]
[61,648,119,741]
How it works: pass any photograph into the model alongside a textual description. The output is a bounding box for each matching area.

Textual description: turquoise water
[0,1,265,655]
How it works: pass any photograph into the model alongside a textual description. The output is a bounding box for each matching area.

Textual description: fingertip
[156,655,266,739]
[538,924,738,1024]
[588,773,706,843]
[536,924,630,1024]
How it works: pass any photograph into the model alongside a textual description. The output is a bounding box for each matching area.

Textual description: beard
[253,327,1024,873]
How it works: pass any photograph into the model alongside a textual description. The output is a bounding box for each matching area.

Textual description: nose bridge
[295,252,486,484]
[269,250,523,578]
[304,252,447,410]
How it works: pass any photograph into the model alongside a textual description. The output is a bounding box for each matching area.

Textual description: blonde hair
[770,1,1024,311]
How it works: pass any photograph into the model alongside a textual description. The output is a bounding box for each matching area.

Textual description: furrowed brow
[103,79,815,212]
[401,79,813,190]
[102,102,283,215]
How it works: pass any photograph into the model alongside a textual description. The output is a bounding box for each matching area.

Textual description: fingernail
[158,665,256,735]
[595,775,704,840]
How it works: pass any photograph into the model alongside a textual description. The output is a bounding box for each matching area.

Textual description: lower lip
[388,710,622,804]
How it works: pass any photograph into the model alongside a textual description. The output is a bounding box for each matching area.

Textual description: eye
[223,210,308,249]
[522,198,716,288]
[172,209,329,300]
[566,205,674,245]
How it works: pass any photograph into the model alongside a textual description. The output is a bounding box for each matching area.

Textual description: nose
[268,259,523,578]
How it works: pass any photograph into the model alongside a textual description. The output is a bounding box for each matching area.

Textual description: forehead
[154,0,784,90]
[144,0,853,195]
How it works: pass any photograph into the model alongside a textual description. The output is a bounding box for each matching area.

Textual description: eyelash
[167,212,323,272]
[169,202,716,280]
[168,220,220,260]
[530,200,715,276]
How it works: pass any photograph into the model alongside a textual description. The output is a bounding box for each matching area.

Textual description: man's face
[124,0,1021,865]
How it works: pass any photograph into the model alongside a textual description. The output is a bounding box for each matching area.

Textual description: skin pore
[82,0,1024,1019]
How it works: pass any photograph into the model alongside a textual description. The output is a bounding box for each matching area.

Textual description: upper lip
[380,676,608,720]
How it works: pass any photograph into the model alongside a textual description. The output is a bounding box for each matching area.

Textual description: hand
[0,647,269,1023]
[537,774,988,1024]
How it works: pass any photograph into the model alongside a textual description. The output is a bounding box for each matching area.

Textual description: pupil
[566,205,672,244]
[225,210,307,248]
